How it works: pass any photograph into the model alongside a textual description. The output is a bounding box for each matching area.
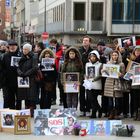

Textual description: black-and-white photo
[87,66,95,79]
[17,77,29,88]
[11,56,21,67]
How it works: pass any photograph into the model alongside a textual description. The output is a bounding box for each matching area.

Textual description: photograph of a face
[14,115,31,135]
[17,77,29,88]
[87,66,95,79]
[1,112,17,128]
[64,73,79,82]
[11,56,21,67]
[118,36,136,48]
[41,58,55,71]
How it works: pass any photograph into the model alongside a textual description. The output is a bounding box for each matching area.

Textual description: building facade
[12,0,140,46]
[0,0,7,40]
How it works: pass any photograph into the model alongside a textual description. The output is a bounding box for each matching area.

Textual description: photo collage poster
[41,58,55,71]
[34,108,77,136]
[102,64,120,79]
[63,73,79,93]
[79,120,122,136]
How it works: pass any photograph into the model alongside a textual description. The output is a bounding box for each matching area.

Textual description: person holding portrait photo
[102,50,125,120]
[62,47,83,109]
[39,48,57,109]
[85,50,102,118]
[17,43,38,117]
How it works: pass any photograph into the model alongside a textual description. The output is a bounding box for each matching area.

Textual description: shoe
[98,109,102,118]
[79,111,85,117]
[108,114,114,120]
[90,115,96,118]
[86,112,91,117]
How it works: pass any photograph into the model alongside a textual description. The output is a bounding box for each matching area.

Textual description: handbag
[35,70,43,82]
[114,79,131,92]
[114,79,122,91]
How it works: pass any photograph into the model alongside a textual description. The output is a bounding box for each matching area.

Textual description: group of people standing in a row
[0,36,140,121]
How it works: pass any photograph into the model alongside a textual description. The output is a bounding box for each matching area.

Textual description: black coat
[2,50,21,87]
[0,51,5,88]
[79,46,93,68]
[17,52,38,100]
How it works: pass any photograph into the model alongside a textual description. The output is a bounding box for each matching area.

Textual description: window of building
[91,2,103,21]
[73,2,85,20]
[112,0,140,24]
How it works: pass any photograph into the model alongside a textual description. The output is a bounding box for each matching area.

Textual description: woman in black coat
[17,43,38,117]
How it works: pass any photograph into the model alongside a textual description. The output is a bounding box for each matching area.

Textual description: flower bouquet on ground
[116,124,135,137]
[72,122,81,136]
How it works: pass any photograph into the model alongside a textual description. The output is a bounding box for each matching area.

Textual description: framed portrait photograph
[63,73,79,93]
[118,36,136,48]
[17,77,29,88]
[41,58,55,71]
[63,72,79,82]
[10,56,21,67]
[14,115,31,135]
[86,66,95,79]
[1,112,15,128]
[102,64,120,79]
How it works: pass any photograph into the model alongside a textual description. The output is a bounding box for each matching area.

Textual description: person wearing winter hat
[85,50,102,118]
[2,40,21,109]
[39,48,57,109]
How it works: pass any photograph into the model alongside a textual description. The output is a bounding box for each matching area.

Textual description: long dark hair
[63,47,83,71]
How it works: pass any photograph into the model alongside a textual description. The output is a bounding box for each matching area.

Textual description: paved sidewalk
[0,89,140,140]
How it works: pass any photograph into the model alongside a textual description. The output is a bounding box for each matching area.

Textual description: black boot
[98,108,102,118]
[90,110,96,118]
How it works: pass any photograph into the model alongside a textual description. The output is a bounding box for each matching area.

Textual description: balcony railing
[73,20,86,31]
[91,20,104,31]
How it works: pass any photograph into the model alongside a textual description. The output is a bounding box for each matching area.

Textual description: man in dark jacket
[2,40,21,109]
[0,41,8,88]
[79,35,93,116]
